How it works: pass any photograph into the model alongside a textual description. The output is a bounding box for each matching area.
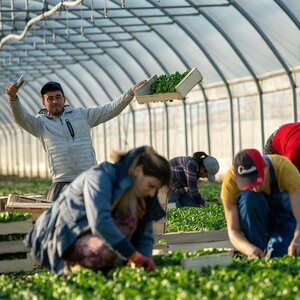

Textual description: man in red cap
[221,149,300,259]
[263,122,300,171]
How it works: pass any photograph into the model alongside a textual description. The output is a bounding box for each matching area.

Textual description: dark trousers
[168,191,201,208]
[237,190,296,258]
[47,182,70,202]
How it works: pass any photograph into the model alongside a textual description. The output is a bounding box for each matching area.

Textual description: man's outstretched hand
[130,80,147,95]
[6,79,25,101]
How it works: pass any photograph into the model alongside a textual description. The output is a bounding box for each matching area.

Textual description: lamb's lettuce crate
[135,68,203,104]
[0,212,34,273]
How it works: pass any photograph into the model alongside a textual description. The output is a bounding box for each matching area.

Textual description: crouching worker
[221,149,300,259]
[168,151,219,207]
[24,146,171,275]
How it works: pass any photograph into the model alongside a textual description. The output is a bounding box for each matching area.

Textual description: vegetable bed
[0,178,299,299]
[166,182,224,233]
[166,204,226,233]
[1,252,299,299]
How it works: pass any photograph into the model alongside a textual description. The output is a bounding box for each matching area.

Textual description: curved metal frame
[0,0,299,175]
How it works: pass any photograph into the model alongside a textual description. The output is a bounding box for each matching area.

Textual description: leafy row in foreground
[1,255,300,299]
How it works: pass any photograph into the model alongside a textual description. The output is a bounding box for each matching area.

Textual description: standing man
[221,148,300,259]
[168,151,219,207]
[263,122,300,171]
[5,79,146,201]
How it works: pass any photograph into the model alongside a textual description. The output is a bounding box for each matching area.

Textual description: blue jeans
[237,190,296,258]
[168,192,201,208]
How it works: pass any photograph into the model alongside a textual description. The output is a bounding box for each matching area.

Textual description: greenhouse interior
[0,1,300,299]
[0,0,298,179]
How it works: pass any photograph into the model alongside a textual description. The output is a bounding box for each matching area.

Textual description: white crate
[181,251,233,274]
[161,230,233,252]
[0,253,33,273]
[0,218,34,273]
[135,68,203,104]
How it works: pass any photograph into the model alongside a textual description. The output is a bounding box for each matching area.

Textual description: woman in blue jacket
[25,146,171,275]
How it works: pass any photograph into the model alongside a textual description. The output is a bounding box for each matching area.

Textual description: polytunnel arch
[230,0,298,122]
[0,0,299,178]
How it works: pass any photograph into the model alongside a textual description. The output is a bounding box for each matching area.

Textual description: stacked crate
[4,194,51,222]
[161,230,232,252]
[0,213,34,273]
[153,186,169,240]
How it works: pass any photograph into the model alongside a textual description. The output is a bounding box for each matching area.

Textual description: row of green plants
[0,176,225,233]
[1,253,300,299]
[1,180,300,299]
[0,177,220,201]
[0,176,51,196]
[166,204,226,232]
[166,182,224,232]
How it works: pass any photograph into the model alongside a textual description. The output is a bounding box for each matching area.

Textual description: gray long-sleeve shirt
[9,90,133,182]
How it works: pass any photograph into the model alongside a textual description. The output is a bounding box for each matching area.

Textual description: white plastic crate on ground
[161,230,233,252]
[181,251,233,274]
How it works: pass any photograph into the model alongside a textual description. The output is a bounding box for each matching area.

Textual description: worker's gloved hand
[142,256,156,271]
[128,251,156,271]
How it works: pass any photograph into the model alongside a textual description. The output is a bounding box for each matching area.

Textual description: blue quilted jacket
[24,146,165,274]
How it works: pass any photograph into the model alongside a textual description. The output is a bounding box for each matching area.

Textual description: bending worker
[25,146,171,275]
[168,151,219,207]
[5,79,146,201]
[221,148,300,259]
[263,122,300,171]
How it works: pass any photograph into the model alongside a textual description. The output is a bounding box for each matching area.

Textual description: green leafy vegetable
[150,70,190,95]
[0,212,32,223]
[166,204,226,233]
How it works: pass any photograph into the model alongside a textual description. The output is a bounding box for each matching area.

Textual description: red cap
[233,149,265,190]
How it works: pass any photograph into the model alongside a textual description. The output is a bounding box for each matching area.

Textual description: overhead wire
[0,0,83,49]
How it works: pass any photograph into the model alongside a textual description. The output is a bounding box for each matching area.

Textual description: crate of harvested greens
[135,68,203,104]
[0,212,33,273]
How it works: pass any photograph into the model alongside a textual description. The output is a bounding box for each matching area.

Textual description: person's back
[265,122,300,171]
[170,156,195,189]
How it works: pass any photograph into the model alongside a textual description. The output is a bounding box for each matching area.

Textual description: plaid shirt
[170,156,204,203]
